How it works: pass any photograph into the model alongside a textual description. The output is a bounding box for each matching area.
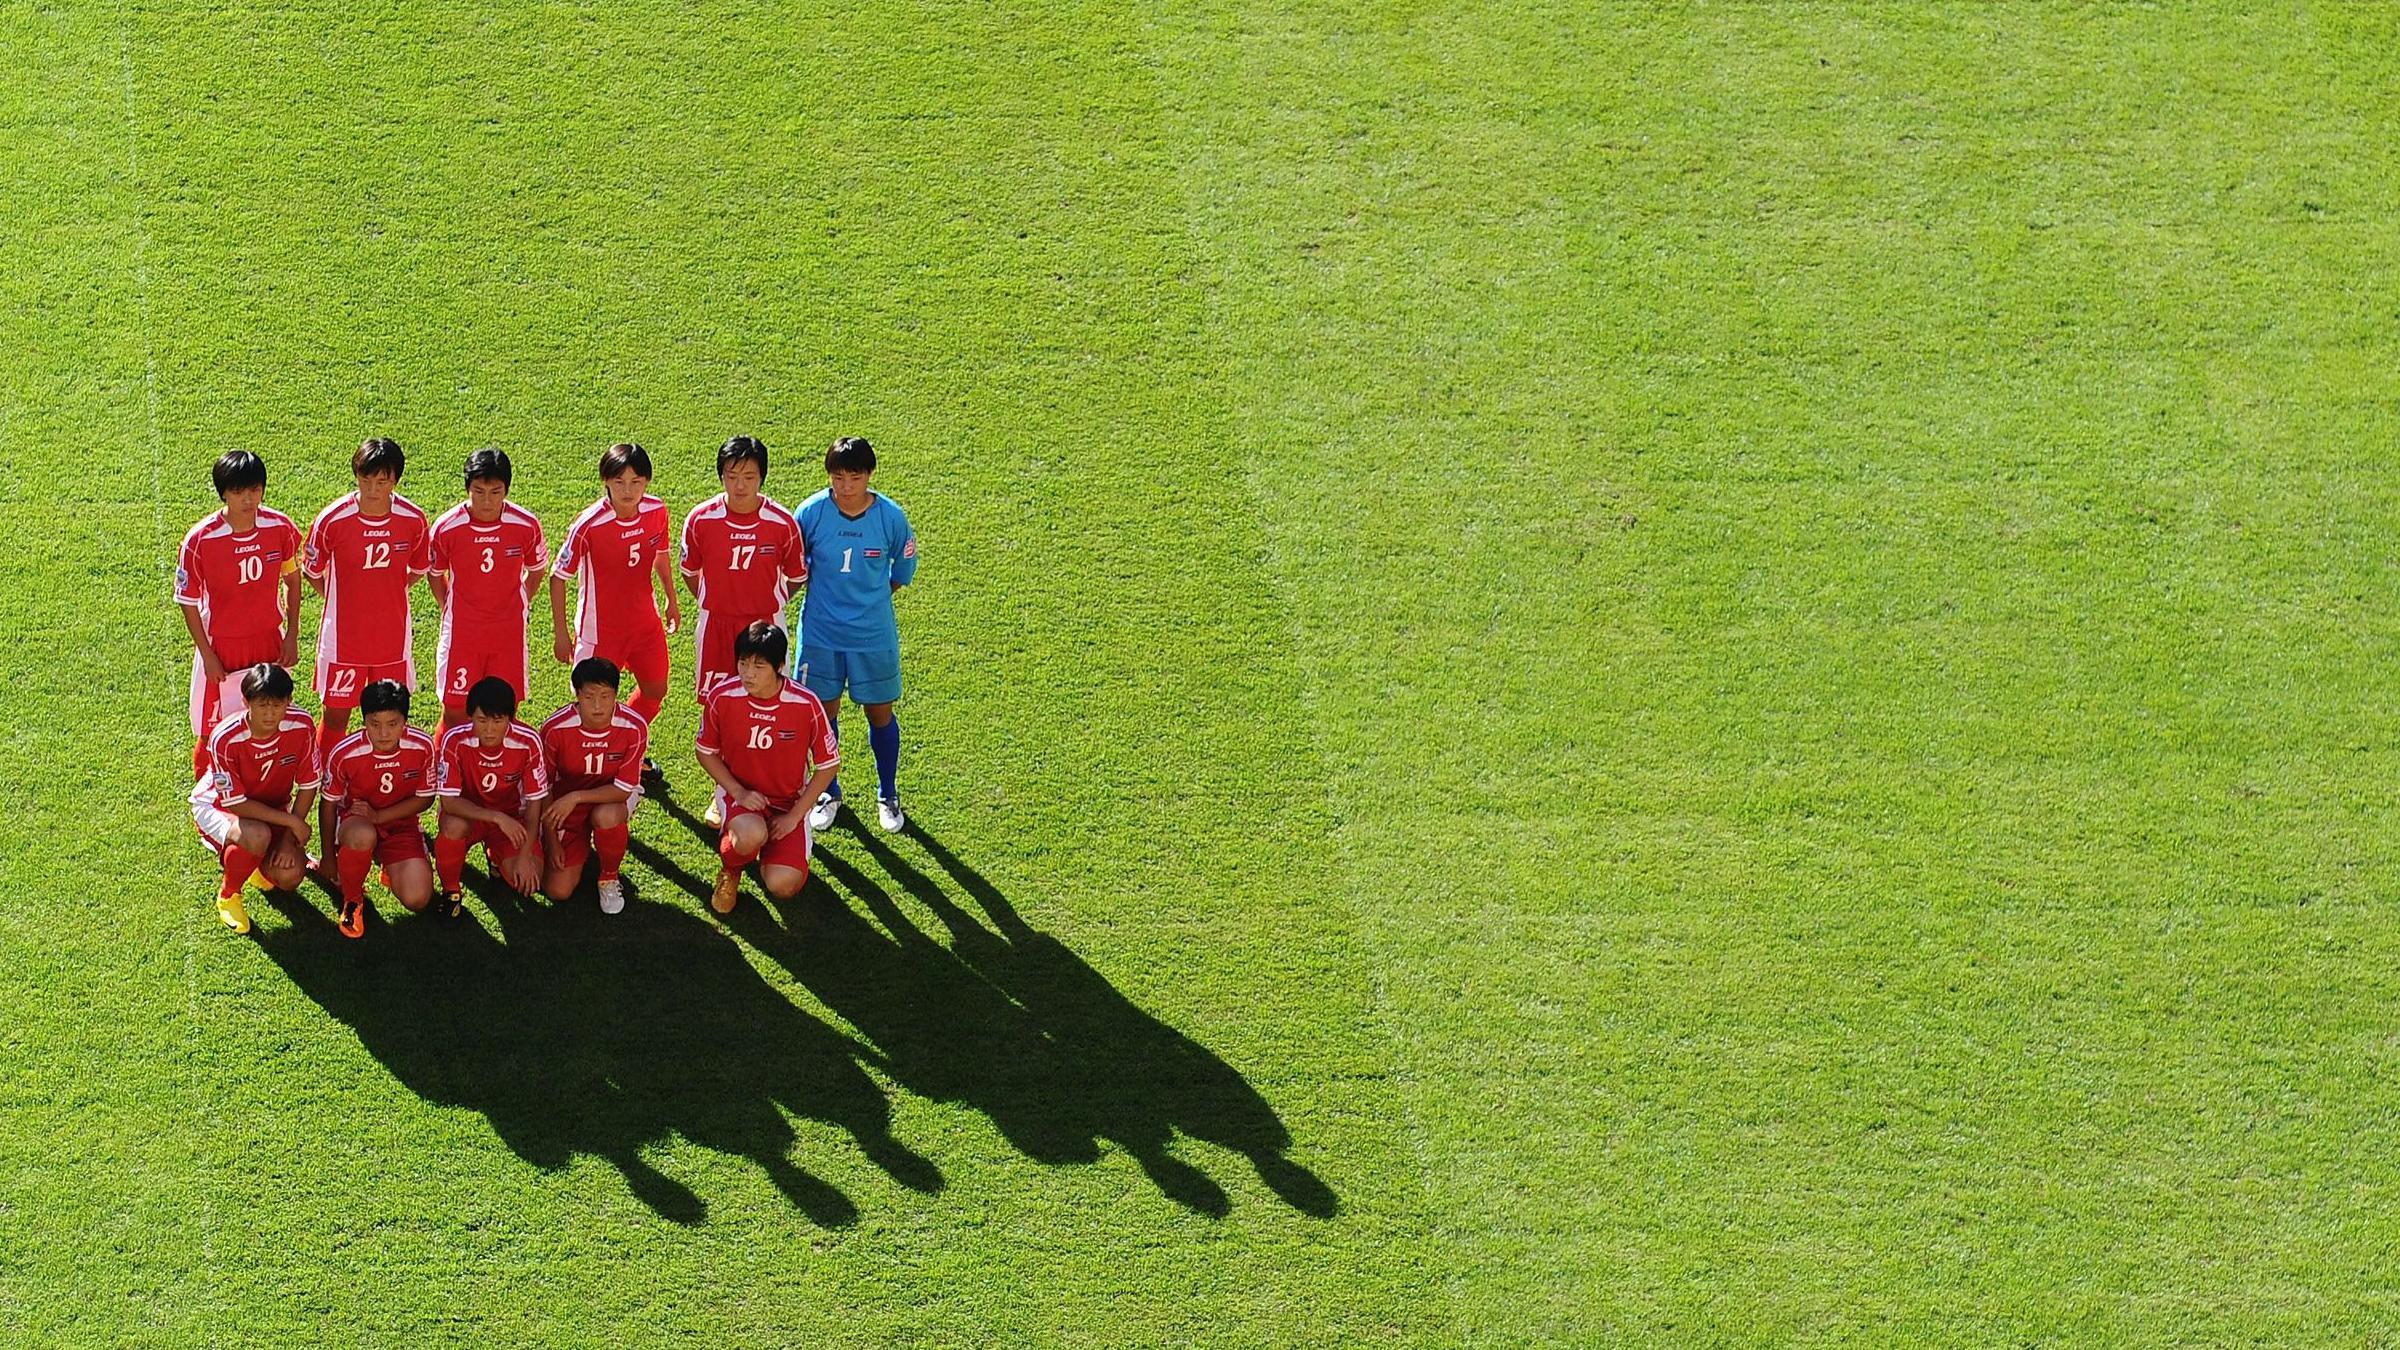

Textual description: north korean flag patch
[902,536,917,559]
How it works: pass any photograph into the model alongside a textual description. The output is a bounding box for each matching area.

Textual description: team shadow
[648,789,1337,1220]
[250,874,940,1227]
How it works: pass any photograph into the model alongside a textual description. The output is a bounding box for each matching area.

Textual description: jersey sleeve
[551,519,584,580]
[523,739,551,799]
[175,531,205,607]
[425,519,453,577]
[780,516,809,583]
[612,722,649,793]
[321,748,349,803]
[889,506,919,587]
[523,519,549,576]
[431,736,461,797]
[206,728,246,806]
[695,694,724,758]
[302,514,332,580]
[407,518,435,577]
[809,699,841,773]
[679,510,705,579]
[290,726,322,793]
[277,520,304,576]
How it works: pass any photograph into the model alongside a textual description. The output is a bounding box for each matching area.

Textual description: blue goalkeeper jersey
[792,488,918,650]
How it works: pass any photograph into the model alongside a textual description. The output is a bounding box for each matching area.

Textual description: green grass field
[5,2,2400,1343]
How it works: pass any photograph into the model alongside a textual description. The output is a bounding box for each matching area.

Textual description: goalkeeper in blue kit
[792,436,919,832]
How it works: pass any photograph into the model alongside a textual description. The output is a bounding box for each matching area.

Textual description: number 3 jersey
[432,720,551,814]
[304,492,433,669]
[427,502,548,652]
[322,727,440,812]
[695,673,840,809]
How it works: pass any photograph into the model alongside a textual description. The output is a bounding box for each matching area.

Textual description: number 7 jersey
[304,492,433,669]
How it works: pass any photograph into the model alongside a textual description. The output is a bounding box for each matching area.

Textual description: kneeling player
[324,680,438,937]
[538,657,649,914]
[432,676,550,915]
[189,663,320,933]
[695,621,840,914]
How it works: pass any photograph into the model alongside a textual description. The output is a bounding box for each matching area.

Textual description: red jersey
[538,702,651,796]
[428,501,547,640]
[194,708,322,810]
[679,494,806,617]
[323,727,440,813]
[553,496,670,650]
[695,673,839,808]
[305,493,433,667]
[176,507,303,667]
[433,721,550,814]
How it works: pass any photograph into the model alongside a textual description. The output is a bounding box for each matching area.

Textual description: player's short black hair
[212,451,267,499]
[239,662,293,703]
[359,679,410,718]
[825,436,876,474]
[463,447,512,489]
[571,657,621,693]
[463,676,517,720]
[354,437,405,480]
[718,435,769,480]
[732,621,788,670]
[599,442,651,480]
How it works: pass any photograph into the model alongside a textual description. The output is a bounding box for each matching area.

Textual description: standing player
[176,451,303,779]
[792,436,918,833]
[305,437,432,859]
[694,622,840,914]
[189,663,319,933]
[323,680,438,938]
[680,435,806,823]
[427,448,547,730]
[432,676,550,916]
[537,658,649,914]
[551,442,678,774]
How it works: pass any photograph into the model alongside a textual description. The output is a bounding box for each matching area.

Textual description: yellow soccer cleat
[216,893,251,934]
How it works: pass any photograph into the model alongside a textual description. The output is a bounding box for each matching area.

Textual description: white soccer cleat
[597,879,626,915]
[876,796,906,833]
[702,795,725,829]
[808,792,840,832]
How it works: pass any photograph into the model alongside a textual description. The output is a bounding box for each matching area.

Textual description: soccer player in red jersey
[680,435,806,824]
[190,663,319,933]
[431,677,550,916]
[177,451,303,779]
[304,437,432,857]
[427,448,548,730]
[550,442,679,756]
[323,680,438,938]
[694,622,840,915]
[537,657,650,914]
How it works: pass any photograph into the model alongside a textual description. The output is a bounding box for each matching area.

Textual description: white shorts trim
[190,653,248,739]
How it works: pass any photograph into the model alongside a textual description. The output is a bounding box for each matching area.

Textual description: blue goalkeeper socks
[870,717,900,800]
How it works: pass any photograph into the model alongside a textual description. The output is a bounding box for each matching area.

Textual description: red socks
[434,834,468,895]
[316,719,347,766]
[719,829,758,873]
[337,845,373,905]
[220,844,260,899]
[594,823,629,882]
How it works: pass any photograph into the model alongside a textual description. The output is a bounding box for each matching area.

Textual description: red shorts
[725,797,813,873]
[693,609,777,700]
[438,640,529,711]
[455,816,527,863]
[345,816,430,865]
[319,659,416,711]
[578,630,669,698]
[546,795,640,871]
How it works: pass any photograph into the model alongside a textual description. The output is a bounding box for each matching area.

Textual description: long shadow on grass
[648,789,1336,1219]
[251,873,939,1226]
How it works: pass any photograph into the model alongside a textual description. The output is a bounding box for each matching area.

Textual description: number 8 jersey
[304,491,433,674]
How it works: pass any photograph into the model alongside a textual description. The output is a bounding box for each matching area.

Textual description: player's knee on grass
[337,817,377,852]
[591,801,627,830]
[505,853,541,892]
[262,857,306,891]
[761,865,808,900]
[542,866,580,902]
[235,820,273,857]
[389,860,433,909]
[436,810,474,840]
[725,814,768,855]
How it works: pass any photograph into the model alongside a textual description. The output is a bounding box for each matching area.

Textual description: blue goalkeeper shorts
[797,643,902,706]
